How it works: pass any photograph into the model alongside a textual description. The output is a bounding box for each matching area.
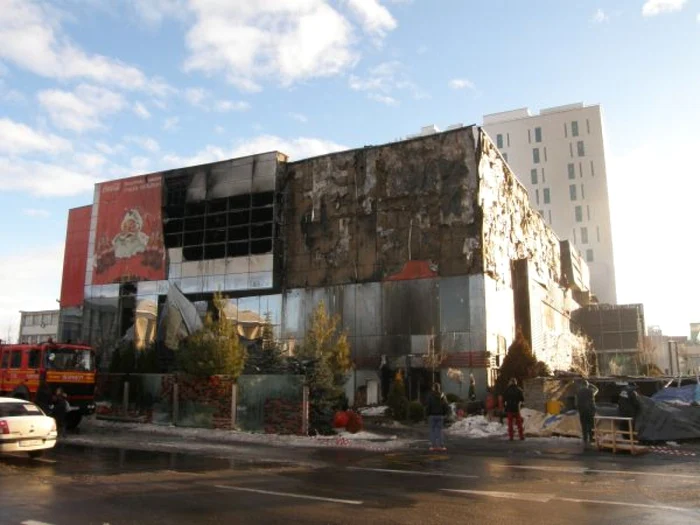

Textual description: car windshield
[45,348,95,372]
[0,402,43,417]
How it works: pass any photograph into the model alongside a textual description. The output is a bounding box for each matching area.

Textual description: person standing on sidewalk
[426,383,449,451]
[575,379,598,446]
[503,378,525,441]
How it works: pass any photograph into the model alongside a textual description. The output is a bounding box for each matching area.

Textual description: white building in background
[19,310,59,344]
[482,103,617,305]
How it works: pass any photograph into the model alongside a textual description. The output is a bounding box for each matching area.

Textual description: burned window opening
[163,188,276,262]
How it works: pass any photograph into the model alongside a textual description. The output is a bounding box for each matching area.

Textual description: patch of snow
[667,441,680,447]
[81,416,406,452]
[334,430,395,441]
[358,406,388,417]
[446,415,505,438]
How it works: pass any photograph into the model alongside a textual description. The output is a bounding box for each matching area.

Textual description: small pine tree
[178,292,247,378]
[387,371,409,421]
[496,327,550,393]
[245,312,285,374]
[297,301,352,434]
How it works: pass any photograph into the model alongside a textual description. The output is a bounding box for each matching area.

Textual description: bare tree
[421,336,446,386]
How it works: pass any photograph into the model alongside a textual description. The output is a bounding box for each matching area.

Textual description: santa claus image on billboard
[113,209,149,259]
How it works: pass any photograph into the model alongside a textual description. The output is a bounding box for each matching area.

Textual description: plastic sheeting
[651,384,700,405]
[636,396,700,442]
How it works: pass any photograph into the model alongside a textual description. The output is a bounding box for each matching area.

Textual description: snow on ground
[82,417,407,451]
[358,406,388,417]
[334,430,395,441]
[446,415,505,438]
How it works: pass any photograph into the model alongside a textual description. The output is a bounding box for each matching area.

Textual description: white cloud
[592,8,610,23]
[185,87,207,106]
[0,0,166,92]
[214,100,251,112]
[22,208,50,218]
[128,0,187,26]
[345,0,397,38]
[183,1,366,91]
[288,112,309,123]
[133,102,151,119]
[368,93,398,106]
[449,78,476,90]
[215,125,225,134]
[75,152,107,170]
[163,135,347,167]
[697,12,700,22]
[0,118,71,155]
[0,244,65,343]
[185,87,250,112]
[349,61,426,104]
[0,156,101,196]
[163,116,179,131]
[38,84,126,132]
[642,0,687,16]
[95,141,124,155]
[125,135,160,153]
[130,156,151,171]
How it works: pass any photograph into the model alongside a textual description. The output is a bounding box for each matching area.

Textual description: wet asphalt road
[2,439,700,525]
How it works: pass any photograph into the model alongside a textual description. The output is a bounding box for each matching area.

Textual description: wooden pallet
[594,415,646,455]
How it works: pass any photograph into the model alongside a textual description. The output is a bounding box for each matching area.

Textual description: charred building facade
[59,126,589,401]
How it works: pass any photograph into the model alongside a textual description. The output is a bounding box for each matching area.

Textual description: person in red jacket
[503,378,525,441]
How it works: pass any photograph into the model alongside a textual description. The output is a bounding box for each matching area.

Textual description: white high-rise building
[482,103,617,304]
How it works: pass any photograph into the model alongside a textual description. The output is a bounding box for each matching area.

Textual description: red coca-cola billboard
[93,174,165,284]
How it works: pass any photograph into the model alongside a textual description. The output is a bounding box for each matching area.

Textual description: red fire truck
[0,341,96,429]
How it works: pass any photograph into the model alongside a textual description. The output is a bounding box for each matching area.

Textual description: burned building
[59,126,589,401]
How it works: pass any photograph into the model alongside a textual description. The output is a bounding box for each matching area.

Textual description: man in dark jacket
[52,387,69,438]
[575,379,599,446]
[426,383,448,451]
[617,383,640,439]
[503,378,525,441]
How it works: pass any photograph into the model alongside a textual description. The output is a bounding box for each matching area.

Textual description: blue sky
[0,0,698,340]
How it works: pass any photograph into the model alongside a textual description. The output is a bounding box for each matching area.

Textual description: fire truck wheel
[66,413,83,430]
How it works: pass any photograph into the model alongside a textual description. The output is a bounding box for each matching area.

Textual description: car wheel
[28,450,44,459]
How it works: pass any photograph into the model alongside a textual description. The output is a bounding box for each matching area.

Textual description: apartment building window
[564,123,568,138]
[507,133,510,147]
[575,206,583,222]
[528,129,531,143]
[597,226,601,242]
[590,160,595,177]
[533,148,540,164]
[535,189,540,205]
[579,162,583,178]
[586,249,594,262]
[573,229,577,243]
[535,127,542,143]
[569,184,577,201]
[543,188,551,204]
[539,209,545,217]
[577,140,585,157]
[569,143,574,158]
[581,184,585,199]
[568,163,575,179]
[581,227,589,244]
[548,210,552,224]
[497,134,503,149]
[503,153,508,162]
[587,205,591,220]
[544,147,548,162]
[541,168,546,183]
[572,121,579,137]
[531,169,538,184]
[586,119,590,134]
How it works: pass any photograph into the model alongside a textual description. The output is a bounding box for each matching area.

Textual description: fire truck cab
[0,341,97,429]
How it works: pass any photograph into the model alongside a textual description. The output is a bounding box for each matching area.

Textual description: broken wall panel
[284,128,482,289]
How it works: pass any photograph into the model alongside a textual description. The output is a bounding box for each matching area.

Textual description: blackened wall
[282,128,482,288]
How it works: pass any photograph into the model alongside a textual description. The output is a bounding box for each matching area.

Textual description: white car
[0,397,57,458]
